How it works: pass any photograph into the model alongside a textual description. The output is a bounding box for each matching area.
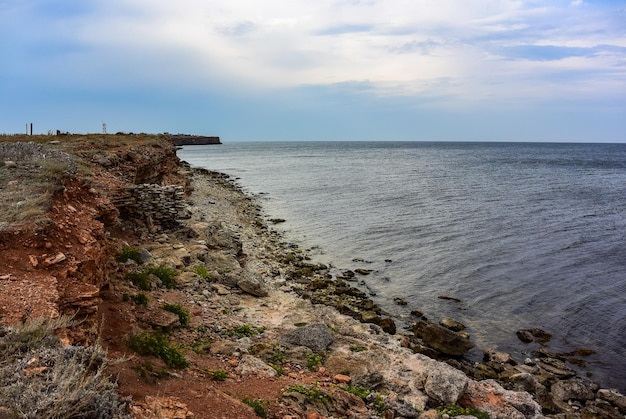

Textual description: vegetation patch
[192,265,212,280]
[340,384,371,400]
[0,317,131,418]
[162,303,190,326]
[307,352,325,371]
[437,404,489,419]
[127,331,189,369]
[126,264,178,290]
[210,369,228,381]
[242,397,269,418]
[116,246,144,264]
[285,384,332,406]
[224,324,266,338]
[123,293,149,307]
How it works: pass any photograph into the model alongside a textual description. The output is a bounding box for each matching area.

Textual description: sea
[178,141,626,391]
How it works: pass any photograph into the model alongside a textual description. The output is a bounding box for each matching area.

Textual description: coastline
[106,165,622,418]
[2,135,624,418]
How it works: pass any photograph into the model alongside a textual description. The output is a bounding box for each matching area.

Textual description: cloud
[3,0,625,108]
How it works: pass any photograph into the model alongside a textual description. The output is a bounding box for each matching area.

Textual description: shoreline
[162,166,625,418]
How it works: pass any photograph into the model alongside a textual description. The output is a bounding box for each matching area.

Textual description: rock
[582,399,624,419]
[333,374,351,384]
[439,317,466,332]
[3,160,17,168]
[394,297,408,306]
[209,340,247,356]
[413,320,475,356]
[423,366,469,405]
[354,268,372,275]
[598,388,626,413]
[535,357,576,379]
[141,310,180,329]
[237,272,268,297]
[138,248,153,264]
[484,347,516,365]
[551,378,594,403]
[516,328,552,345]
[459,379,543,419]
[236,355,277,377]
[281,323,334,352]
[509,373,537,393]
[44,253,66,266]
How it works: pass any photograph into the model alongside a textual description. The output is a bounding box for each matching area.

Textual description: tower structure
[102,122,107,134]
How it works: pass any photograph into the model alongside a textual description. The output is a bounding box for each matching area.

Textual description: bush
[127,332,188,369]
[0,317,131,418]
[116,246,143,264]
[145,265,178,288]
[224,324,266,338]
[242,397,269,418]
[162,303,189,326]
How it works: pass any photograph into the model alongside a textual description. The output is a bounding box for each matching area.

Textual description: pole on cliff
[30,123,33,136]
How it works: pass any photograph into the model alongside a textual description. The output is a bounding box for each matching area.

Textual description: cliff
[169,134,221,146]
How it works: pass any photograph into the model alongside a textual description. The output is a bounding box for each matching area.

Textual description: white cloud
[9,0,625,105]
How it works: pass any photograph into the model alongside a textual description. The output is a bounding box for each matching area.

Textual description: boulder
[423,366,469,405]
[413,320,475,356]
[237,272,268,297]
[281,323,334,352]
[439,317,466,332]
[598,388,626,413]
[236,355,277,377]
[459,379,543,419]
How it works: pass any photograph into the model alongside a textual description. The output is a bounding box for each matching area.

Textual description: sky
[1,0,625,142]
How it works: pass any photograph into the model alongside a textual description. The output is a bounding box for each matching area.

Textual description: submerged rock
[413,320,475,356]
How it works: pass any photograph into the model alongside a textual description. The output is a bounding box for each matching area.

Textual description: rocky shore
[1,135,624,418]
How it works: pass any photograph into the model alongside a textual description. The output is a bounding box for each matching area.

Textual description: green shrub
[130,293,149,307]
[192,265,211,280]
[437,404,489,419]
[242,397,269,418]
[126,271,151,290]
[225,324,266,338]
[341,384,371,399]
[127,332,188,369]
[145,265,178,288]
[162,303,190,326]
[285,384,331,405]
[211,370,228,381]
[126,265,178,290]
[116,246,143,264]
[307,352,325,371]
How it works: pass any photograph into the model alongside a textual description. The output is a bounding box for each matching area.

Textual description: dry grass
[0,317,132,418]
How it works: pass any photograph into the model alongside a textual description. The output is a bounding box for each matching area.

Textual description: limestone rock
[440,317,466,332]
[424,366,469,405]
[413,320,475,356]
[459,379,543,419]
[236,355,277,377]
[281,323,334,352]
[598,388,626,413]
[237,273,268,297]
[551,378,594,403]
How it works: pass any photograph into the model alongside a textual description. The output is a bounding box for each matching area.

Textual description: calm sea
[178,141,626,390]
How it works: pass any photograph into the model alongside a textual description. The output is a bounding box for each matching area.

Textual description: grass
[285,384,332,406]
[116,246,144,264]
[307,352,325,371]
[224,324,266,338]
[437,404,490,419]
[162,303,190,326]
[127,331,189,369]
[242,397,269,418]
[126,264,178,290]
[0,317,131,418]
[210,369,228,381]
[192,265,212,280]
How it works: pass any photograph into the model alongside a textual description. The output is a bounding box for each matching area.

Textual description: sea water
[178,141,626,390]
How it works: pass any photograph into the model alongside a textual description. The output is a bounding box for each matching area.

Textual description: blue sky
[1,0,625,142]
